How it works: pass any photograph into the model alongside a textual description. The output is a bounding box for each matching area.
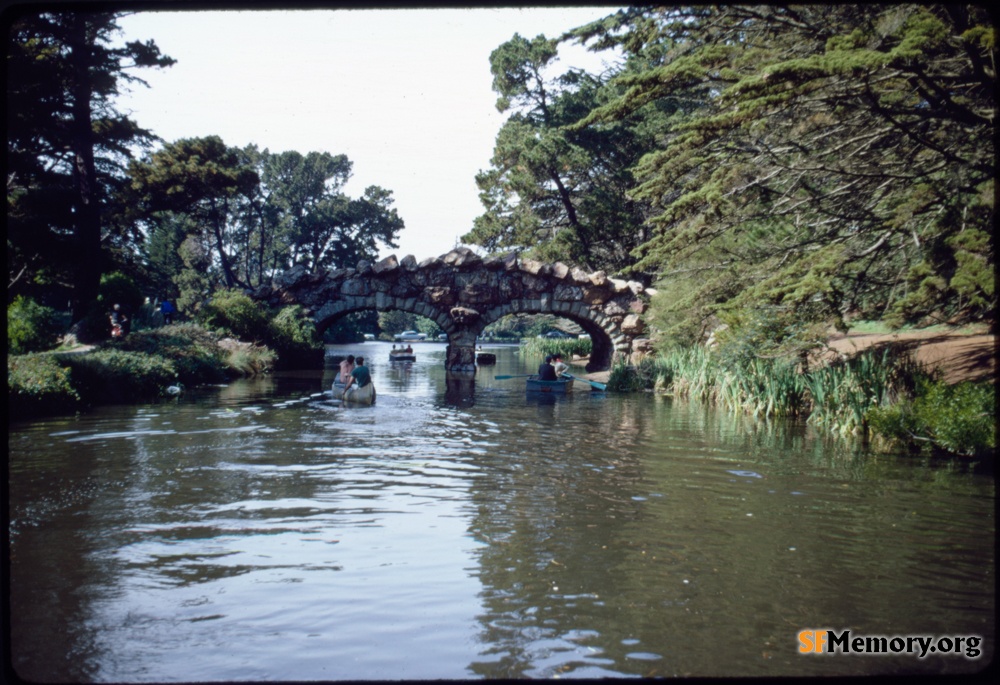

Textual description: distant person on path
[538,355,558,381]
[160,299,176,325]
[109,304,128,338]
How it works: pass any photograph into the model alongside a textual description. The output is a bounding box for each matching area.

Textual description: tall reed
[518,336,592,360]
[648,344,925,437]
[802,345,925,436]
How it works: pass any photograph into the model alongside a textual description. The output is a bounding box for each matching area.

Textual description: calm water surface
[8,343,994,680]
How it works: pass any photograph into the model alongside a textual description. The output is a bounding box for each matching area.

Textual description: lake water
[7,342,994,680]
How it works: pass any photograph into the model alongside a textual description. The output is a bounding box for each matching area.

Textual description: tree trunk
[67,16,103,322]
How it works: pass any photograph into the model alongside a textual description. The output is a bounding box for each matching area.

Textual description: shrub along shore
[8,323,277,421]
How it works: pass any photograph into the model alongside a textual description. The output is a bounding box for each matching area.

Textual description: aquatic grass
[802,346,927,436]
[639,343,959,451]
[606,357,646,392]
[519,336,592,360]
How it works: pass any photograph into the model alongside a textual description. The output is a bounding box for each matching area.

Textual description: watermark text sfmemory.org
[799,629,983,658]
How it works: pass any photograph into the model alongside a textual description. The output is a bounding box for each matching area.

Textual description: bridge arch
[254,247,654,374]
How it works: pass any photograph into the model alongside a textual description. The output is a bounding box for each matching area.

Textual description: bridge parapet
[256,247,654,373]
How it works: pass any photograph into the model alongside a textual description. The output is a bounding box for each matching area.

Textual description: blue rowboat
[526,375,574,394]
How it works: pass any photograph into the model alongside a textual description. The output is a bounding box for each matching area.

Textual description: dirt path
[824,330,996,384]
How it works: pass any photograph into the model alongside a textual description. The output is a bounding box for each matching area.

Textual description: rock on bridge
[254,247,654,374]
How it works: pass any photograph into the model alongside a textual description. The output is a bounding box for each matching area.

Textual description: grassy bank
[8,323,276,421]
[610,346,994,459]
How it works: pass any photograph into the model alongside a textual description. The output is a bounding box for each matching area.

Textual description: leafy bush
[198,291,321,368]
[64,348,178,404]
[8,354,81,419]
[712,306,829,370]
[7,296,63,354]
[219,339,277,376]
[198,289,272,342]
[111,323,233,383]
[269,305,319,348]
[867,378,996,456]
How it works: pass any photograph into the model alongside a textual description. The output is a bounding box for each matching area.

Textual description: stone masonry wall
[253,247,654,373]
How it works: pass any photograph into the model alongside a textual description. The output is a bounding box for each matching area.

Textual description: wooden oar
[561,373,607,391]
[495,374,534,380]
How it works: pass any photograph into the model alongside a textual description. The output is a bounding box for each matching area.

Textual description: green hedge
[63,349,179,405]
[111,323,231,384]
[8,354,81,419]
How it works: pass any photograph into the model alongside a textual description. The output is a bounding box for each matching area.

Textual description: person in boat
[344,356,373,394]
[338,355,355,384]
[405,344,413,354]
[538,355,559,381]
[552,354,570,378]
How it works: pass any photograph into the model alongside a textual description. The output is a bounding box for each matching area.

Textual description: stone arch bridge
[254,247,654,374]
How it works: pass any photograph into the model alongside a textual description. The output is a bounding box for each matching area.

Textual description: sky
[113,7,622,262]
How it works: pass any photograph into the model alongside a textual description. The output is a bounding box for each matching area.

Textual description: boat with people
[525,375,574,394]
[333,377,376,404]
[343,381,376,405]
[389,346,415,362]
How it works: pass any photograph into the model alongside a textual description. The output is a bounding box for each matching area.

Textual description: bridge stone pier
[254,247,654,374]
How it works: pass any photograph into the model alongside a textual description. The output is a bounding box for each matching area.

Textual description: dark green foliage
[7,296,63,354]
[8,354,81,419]
[6,11,173,318]
[867,378,996,457]
[710,307,829,371]
[8,323,280,420]
[64,348,178,405]
[464,32,663,277]
[198,289,272,342]
[197,290,320,369]
[481,314,551,340]
[111,323,231,384]
[99,272,145,317]
[127,140,404,297]
[567,6,993,337]
[377,310,418,338]
[266,305,324,369]
[323,311,378,344]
